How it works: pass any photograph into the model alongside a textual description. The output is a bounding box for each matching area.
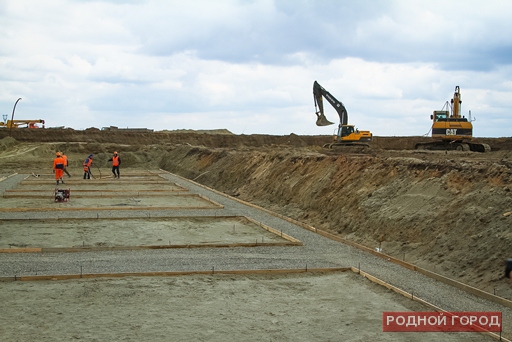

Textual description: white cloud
[0,0,511,137]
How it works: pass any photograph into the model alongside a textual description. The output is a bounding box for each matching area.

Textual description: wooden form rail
[0,240,301,253]
[20,179,174,185]
[351,267,511,342]
[160,169,512,311]
[0,216,302,253]
[0,267,351,282]
[5,189,187,193]
[244,216,302,244]
[4,192,190,199]
[0,193,224,212]
[23,171,166,178]
[0,205,223,213]
[0,264,507,341]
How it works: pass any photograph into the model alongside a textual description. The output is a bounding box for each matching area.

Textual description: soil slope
[1,129,512,299]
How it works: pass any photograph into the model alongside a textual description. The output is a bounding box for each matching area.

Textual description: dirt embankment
[1,130,512,298]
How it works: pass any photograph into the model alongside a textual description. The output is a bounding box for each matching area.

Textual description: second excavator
[313,81,372,148]
[415,86,490,152]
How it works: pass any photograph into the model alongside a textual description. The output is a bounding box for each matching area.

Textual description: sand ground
[0,272,493,342]
[0,137,507,341]
[0,217,289,249]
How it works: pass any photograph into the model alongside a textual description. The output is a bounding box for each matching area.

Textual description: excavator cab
[334,124,372,144]
[341,125,354,137]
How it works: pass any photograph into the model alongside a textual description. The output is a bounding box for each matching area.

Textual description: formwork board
[0,271,491,342]
[0,194,222,211]
[4,190,188,198]
[16,180,184,191]
[22,171,167,181]
[0,216,297,250]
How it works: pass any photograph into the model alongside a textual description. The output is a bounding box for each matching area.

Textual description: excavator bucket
[315,112,334,126]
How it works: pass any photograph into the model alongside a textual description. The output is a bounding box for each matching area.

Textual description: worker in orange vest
[61,152,71,177]
[53,152,65,185]
[83,154,93,179]
[108,151,121,178]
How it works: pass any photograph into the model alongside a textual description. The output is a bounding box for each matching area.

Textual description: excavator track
[325,142,371,149]
[414,141,491,152]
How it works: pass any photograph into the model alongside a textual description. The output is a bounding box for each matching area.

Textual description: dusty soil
[1,129,512,300]
[0,272,491,342]
[0,193,220,211]
[0,217,288,249]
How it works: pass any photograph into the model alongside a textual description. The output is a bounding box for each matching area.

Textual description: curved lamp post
[9,97,22,137]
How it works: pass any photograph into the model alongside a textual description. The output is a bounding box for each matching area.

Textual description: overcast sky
[1,0,511,137]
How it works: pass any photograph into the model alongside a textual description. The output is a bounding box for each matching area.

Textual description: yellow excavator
[313,81,372,148]
[0,119,45,129]
[415,86,490,152]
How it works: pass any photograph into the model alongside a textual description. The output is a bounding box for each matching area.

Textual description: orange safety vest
[112,155,119,167]
[83,157,92,171]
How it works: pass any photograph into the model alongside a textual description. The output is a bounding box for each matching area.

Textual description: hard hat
[114,151,118,154]
[56,152,61,157]
[89,154,94,158]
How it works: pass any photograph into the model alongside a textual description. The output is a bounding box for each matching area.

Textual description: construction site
[0,128,512,341]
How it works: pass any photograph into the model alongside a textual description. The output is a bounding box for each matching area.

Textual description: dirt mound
[0,136,18,149]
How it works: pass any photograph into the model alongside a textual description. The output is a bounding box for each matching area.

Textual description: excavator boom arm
[313,81,347,126]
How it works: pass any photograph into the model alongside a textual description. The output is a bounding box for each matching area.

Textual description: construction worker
[506,258,512,286]
[53,152,65,185]
[61,152,71,177]
[108,151,121,178]
[83,154,93,179]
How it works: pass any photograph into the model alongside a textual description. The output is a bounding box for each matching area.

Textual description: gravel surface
[1,171,510,338]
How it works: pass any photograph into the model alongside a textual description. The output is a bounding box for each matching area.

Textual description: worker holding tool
[53,152,65,185]
[108,151,121,178]
[61,152,71,177]
[83,154,93,179]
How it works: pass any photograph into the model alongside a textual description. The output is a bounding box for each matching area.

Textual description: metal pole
[9,98,22,137]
